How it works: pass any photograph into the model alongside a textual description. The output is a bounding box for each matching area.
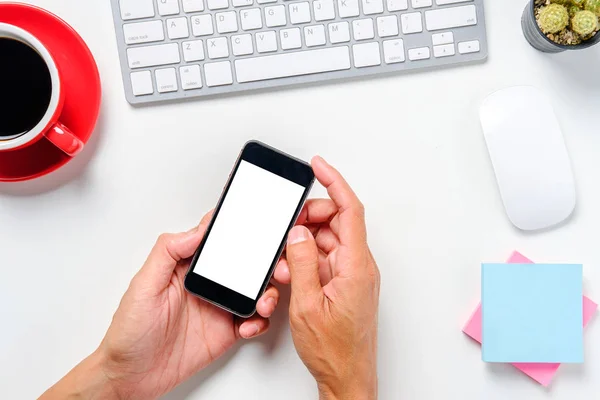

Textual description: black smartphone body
[185,141,315,317]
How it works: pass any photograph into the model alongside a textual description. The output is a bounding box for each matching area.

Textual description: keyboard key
[281,28,302,49]
[265,5,287,27]
[183,40,205,61]
[401,12,422,34]
[408,46,430,60]
[120,0,155,20]
[314,0,336,21]
[411,0,432,8]
[216,11,238,33]
[352,42,381,67]
[204,61,233,86]
[425,5,477,31]
[158,0,180,15]
[127,43,180,68]
[208,0,229,9]
[362,0,384,15]
[376,15,398,37]
[304,25,326,46]
[241,8,263,30]
[432,31,453,45]
[232,0,253,5]
[433,43,454,57]
[130,70,153,95]
[180,65,203,89]
[155,68,178,92]
[437,0,472,4]
[183,0,205,12]
[352,18,374,40]
[328,21,350,43]
[207,37,229,58]
[338,0,360,18]
[231,34,254,55]
[289,2,311,24]
[167,17,190,39]
[387,0,408,11]
[257,0,277,3]
[235,46,351,82]
[256,30,278,52]
[123,20,164,44]
[383,39,405,63]
[192,14,214,36]
[458,39,479,54]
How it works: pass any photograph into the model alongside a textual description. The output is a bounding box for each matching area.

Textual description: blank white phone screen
[193,161,306,299]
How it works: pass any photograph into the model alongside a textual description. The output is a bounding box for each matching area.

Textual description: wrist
[90,348,126,399]
[316,361,377,400]
[39,349,123,400]
[315,334,378,400]
[317,377,377,400]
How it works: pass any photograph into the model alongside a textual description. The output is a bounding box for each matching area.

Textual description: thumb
[136,229,204,292]
[136,211,214,292]
[286,226,323,299]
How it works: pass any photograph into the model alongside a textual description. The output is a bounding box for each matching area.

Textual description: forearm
[39,350,121,400]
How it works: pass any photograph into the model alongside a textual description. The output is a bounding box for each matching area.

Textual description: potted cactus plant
[522,0,600,52]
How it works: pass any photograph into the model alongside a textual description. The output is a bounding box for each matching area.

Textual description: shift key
[127,43,180,68]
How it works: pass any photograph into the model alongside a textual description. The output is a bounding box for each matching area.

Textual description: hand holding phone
[41,205,286,400]
[185,141,314,317]
[277,157,381,400]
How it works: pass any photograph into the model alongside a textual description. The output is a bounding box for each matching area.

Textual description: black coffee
[0,38,52,139]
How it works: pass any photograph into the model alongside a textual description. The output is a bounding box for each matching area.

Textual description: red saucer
[0,3,101,182]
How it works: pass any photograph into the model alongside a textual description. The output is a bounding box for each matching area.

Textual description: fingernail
[288,226,309,245]
[266,297,277,309]
[242,324,259,338]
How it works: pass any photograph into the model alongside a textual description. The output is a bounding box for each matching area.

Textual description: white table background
[1,0,599,398]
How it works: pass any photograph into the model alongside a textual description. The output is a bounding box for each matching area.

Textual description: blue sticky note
[482,263,583,363]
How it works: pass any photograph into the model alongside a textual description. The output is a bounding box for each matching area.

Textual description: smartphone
[185,141,315,317]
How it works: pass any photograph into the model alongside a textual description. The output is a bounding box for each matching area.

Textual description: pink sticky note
[463,251,598,386]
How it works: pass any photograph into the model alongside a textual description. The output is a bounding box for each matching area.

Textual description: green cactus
[538,4,570,33]
[569,4,583,16]
[551,0,584,6]
[540,0,599,43]
[585,0,600,15]
[572,10,599,35]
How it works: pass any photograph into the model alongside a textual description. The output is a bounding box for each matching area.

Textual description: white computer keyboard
[110,0,487,104]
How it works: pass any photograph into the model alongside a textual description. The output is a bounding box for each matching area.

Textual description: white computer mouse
[479,86,576,231]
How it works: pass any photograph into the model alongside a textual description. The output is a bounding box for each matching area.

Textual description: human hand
[273,156,381,400]
[40,211,281,400]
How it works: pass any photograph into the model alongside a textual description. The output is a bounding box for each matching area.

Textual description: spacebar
[235,47,351,83]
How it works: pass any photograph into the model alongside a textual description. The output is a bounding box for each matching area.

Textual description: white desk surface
[1,0,599,399]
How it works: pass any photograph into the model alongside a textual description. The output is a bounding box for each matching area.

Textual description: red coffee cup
[0,23,84,156]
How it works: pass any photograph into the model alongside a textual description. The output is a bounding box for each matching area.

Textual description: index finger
[311,156,366,245]
[311,156,362,214]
